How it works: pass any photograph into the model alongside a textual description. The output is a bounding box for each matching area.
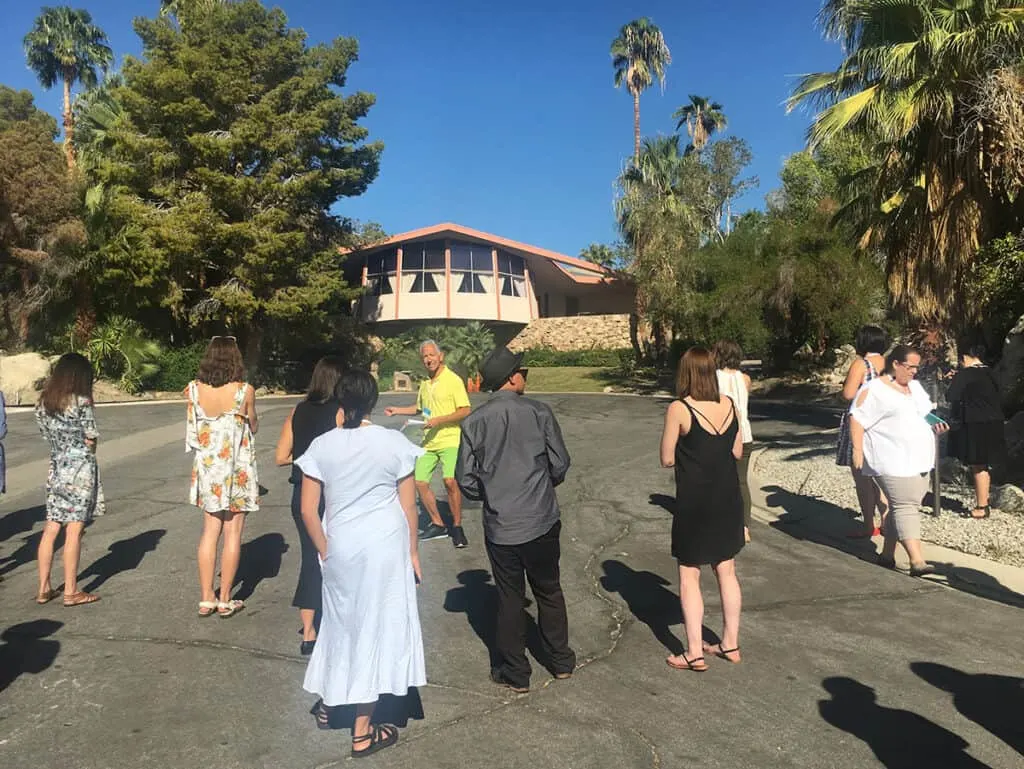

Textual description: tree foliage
[673,95,727,154]
[611,18,671,164]
[93,0,382,363]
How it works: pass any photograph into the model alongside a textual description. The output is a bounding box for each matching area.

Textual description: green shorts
[415,447,459,483]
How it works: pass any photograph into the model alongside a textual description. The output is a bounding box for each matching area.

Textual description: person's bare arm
[300,475,327,558]
[274,408,295,465]
[849,388,871,470]
[661,401,686,467]
[426,406,471,429]
[245,385,259,434]
[383,403,420,417]
[743,372,752,393]
[841,359,867,401]
[732,427,743,460]
[398,474,421,584]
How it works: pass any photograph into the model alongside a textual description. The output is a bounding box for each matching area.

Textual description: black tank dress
[671,399,745,566]
[290,399,339,610]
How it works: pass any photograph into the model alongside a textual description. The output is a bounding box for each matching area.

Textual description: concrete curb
[747,446,1024,605]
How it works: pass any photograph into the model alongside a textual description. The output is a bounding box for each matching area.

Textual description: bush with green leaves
[146,342,207,392]
[55,316,163,394]
[377,322,496,386]
[520,347,631,367]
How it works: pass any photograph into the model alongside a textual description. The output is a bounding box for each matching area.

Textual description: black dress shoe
[300,640,316,655]
[877,555,897,570]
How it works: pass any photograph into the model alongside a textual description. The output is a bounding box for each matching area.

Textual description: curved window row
[364,241,527,297]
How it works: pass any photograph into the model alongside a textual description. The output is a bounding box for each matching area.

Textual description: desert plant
[81,316,162,393]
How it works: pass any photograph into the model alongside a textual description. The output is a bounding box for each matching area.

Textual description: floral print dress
[186,381,259,514]
[36,395,106,523]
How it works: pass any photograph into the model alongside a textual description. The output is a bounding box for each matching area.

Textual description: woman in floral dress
[185,337,259,618]
[35,353,105,607]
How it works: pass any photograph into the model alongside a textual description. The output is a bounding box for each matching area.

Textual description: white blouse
[850,378,935,477]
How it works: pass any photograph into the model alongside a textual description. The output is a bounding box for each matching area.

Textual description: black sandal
[312,700,331,730]
[351,723,398,758]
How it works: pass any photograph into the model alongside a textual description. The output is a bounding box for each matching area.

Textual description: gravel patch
[755,443,1024,569]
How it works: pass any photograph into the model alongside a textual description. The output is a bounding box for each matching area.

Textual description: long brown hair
[712,339,743,370]
[306,356,345,404]
[40,353,94,414]
[676,346,720,401]
[197,337,245,387]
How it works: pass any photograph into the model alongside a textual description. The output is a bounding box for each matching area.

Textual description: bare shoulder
[742,372,752,390]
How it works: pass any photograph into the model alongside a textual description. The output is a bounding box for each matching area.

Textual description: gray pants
[876,474,929,541]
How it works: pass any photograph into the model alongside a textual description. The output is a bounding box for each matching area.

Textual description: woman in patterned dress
[35,353,104,607]
[185,337,259,618]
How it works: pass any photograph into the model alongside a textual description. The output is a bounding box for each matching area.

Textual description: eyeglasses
[516,368,529,381]
[898,361,920,372]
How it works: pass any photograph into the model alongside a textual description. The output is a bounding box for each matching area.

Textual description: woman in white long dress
[295,369,426,759]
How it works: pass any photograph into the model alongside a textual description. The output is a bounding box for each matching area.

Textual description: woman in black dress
[660,347,745,672]
[275,356,345,654]
[946,343,1006,519]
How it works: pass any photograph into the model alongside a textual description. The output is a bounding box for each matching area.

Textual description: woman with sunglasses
[849,345,947,577]
[185,336,259,617]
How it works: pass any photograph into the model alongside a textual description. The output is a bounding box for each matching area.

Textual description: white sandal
[198,600,218,617]
[217,599,244,618]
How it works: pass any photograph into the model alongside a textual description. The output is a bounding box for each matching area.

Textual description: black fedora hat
[479,346,525,392]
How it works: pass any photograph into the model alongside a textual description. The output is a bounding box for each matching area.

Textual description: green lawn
[526,366,625,393]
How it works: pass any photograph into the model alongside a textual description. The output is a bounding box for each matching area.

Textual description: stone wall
[508,314,631,352]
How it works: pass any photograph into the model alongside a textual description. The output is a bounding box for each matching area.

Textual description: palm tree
[787,0,1024,329]
[673,95,727,154]
[611,18,671,165]
[23,6,112,170]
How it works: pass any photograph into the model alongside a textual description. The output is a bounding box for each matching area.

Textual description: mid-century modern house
[344,223,633,334]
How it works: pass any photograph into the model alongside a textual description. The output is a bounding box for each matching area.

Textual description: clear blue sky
[1,0,839,257]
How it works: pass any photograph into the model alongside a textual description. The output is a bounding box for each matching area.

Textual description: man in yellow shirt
[384,340,472,547]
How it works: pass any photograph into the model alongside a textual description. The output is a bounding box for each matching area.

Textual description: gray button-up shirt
[455,390,570,546]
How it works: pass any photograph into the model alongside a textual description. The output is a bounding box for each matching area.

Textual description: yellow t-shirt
[417,366,471,451]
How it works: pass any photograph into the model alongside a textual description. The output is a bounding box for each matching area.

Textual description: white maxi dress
[295,425,426,706]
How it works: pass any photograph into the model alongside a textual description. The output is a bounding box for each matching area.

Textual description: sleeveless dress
[185,381,259,513]
[671,399,745,566]
[836,357,879,466]
[289,399,339,610]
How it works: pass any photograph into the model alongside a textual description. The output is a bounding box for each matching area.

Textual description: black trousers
[290,481,324,611]
[738,442,752,526]
[485,521,576,688]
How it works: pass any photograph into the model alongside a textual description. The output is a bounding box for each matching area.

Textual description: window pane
[498,253,512,273]
[456,272,473,293]
[472,274,486,294]
[424,241,445,270]
[367,254,382,275]
[509,254,525,276]
[471,247,493,271]
[410,272,439,293]
[382,251,397,272]
[403,246,423,270]
[451,244,472,271]
[501,276,515,296]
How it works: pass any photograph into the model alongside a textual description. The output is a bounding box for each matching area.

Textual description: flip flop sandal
[666,654,708,672]
[198,601,218,617]
[703,643,742,663]
[217,599,244,618]
[351,724,398,758]
[63,592,100,607]
[36,589,61,605]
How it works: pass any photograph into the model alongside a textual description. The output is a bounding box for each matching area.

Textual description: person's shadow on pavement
[818,676,994,768]
[0,619,62,694]
[232,533,288,601]
[79,529,167,593]
[600,560,689,656]
[911,662,1023,756]
[443,569,548,670]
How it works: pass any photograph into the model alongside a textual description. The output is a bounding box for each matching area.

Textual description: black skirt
[947,420,1006,468]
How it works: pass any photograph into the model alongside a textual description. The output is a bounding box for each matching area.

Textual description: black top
[290,399,339,482]
[455,391,571,546]
[946,367,1003,423]
[671,399,744,566]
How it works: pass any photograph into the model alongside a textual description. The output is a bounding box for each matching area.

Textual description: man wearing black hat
[455,345,575,693]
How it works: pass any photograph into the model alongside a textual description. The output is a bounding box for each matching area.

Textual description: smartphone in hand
[924,411,949,429]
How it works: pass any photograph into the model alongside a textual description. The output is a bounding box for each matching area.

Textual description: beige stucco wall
[508,314,631,352]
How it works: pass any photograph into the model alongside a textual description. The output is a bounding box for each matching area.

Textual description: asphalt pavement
[0,394,1020,769]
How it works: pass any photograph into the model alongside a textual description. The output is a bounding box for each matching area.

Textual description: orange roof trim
[345,222,613,281]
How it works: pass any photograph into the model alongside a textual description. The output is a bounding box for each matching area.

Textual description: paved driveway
[0,394,1020,769]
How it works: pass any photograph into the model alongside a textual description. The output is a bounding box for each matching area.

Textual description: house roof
[348,222,614,284]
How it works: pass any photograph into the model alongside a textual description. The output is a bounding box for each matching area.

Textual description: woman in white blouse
[714,340,753,543]
[849,345,947,577]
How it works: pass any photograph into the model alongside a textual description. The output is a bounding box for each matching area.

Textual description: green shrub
[147,342,207,392]
[520,347,630,367]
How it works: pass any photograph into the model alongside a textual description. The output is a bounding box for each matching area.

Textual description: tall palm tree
[787,0,1024,328]
[673,95,727,154]
[611,18,671,165]
[23,6,113,170]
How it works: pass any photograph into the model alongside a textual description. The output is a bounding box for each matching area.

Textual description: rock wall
[0,352,53,405]
[507,314,631,352]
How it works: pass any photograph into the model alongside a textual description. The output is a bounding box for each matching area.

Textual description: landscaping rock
[1004,411,1024,484]
[0,352,53,405]
[508,314,631,352]
[939,456,973,488]
[993,484,1024,515]
[995,313,1024,413]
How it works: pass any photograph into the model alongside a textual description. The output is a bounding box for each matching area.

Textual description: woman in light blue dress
[295,369,425,760]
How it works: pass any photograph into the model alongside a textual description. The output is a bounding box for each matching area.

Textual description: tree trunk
[633,91,641,166]
[630,288,652,363]
[62,76,75,171]
[18,267,32,347]
[72,275,96,345]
